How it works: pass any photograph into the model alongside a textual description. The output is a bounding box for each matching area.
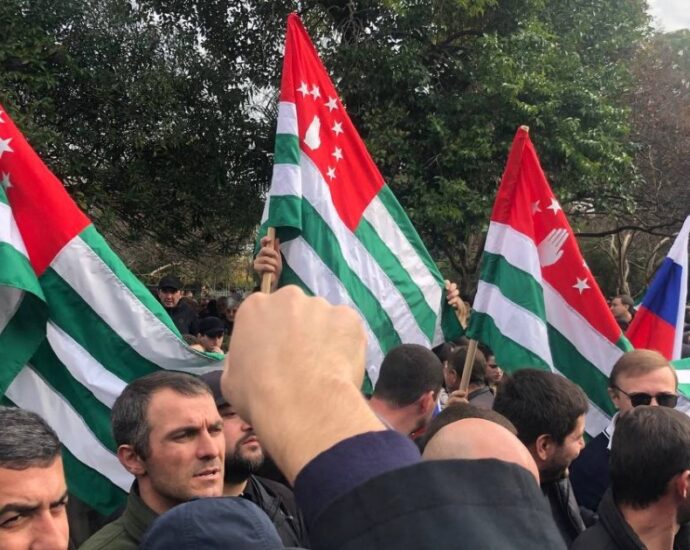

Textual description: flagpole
[459,339,478,393]
[260,227,276,294]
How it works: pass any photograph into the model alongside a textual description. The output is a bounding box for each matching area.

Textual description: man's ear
[675,470,690,501]
[608,387,622,410]
[417,390,436,414]
[534,434,555,462]
[117,444,146,476]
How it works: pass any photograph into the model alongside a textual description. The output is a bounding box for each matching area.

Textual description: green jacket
[79,484,158,550]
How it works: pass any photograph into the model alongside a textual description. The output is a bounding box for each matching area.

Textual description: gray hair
[0,406,61,469]
[112,371,212,459]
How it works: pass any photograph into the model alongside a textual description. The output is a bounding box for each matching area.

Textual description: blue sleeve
[293,430,421,525]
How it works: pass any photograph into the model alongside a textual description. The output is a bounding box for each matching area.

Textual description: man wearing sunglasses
[570,349,679,521]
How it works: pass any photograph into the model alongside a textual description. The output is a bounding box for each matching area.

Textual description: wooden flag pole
[459,339,478,393]
[260,227,276,294]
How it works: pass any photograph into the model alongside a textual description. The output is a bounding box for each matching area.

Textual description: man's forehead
[147,389,219,424]
[0,459,66,503]
[619,366,676,389]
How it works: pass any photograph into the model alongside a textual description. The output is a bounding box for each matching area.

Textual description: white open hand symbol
[538,228,568,267]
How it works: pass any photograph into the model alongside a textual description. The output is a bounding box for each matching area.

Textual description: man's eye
[0,514,23,528]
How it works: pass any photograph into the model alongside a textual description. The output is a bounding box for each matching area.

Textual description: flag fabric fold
[0,105,223,514]
[627,215,690,361]
[259,14,461,384]
[466,127,633,436]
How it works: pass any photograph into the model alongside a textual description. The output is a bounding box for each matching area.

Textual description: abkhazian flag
[259,13,461,385]
[0,105,223,515]
[466,127,690,436]
[627,215,690,361]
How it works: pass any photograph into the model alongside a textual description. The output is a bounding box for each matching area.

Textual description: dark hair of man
[448,346,487,385]
[112,371,212,459]
[493,369,588,446]
[617,294,635,315]
[373,344,444,407]
[432,342,455,364]
[609,349,678,389]
[611,406,690,508]
[0,406,61,470]
[420,403,517,451]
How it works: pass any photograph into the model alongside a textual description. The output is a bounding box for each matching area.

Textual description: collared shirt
[605,412,619,451]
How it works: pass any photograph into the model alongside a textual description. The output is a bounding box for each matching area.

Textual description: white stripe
[297,154,431,348]
[362,195,444,341]
[6,366,133,492]
[669,216,690,359]
[543,281,625,377]
[47,322,126,408]
[268,164,302,199]
[677,369,690,386]
[583,398,610,437]
[472,280,554,367]
[282,237,385,384]
[484,221,542,283]
[0,201,28,257]
[50,236,223,374]
[276,102,298,136]
[0,288,23,335]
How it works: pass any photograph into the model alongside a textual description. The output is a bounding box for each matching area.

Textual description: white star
[326,167,336,180]
[297,82,310,97]
[332,147,343,162]
[310,85,321,100]
[531,200,541,214]
[0,172,11,191]
[325,97,338,112]
[0,138,13,158]
[547,197,562,215]
[573,277,590,294]
[0,110,4,123]
[332,121,343,136]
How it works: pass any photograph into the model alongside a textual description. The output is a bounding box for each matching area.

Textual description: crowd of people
[2,241,690,550]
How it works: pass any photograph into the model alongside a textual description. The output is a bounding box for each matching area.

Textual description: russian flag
[627,216,690,360]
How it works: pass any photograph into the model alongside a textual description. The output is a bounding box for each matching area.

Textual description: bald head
[422,418,539,483]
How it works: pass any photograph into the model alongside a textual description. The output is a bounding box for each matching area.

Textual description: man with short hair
[157,275,198,334]
[80,371,225,549]
[0,406,69,550]
[493,369,588,547]
[200,370,309,547]
[610,294,635,331]
[368,343,444,435]
[570,349,679,518]
[445,346,494,409]
[573,406,690,550]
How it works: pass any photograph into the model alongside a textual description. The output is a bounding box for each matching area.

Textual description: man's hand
[446,389,469,407]
[445,280,468,329]
[221,286,385,483]
[253,235,282,292]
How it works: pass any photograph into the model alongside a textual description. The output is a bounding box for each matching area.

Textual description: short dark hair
[373,344,444,407]
[448,346,487,386]
[0,407,61,469]
[609,349,677,389]
[112,371,212,458]
[611,406,690,508]
[421,403,516,451]
[493,369,589,446]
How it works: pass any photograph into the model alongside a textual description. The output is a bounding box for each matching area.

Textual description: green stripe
[0,185,8,205]
[0,293,46,394]
[79,225,181,337]
[281,262,314,296]
[274,134,300,165]
[480,252,546,320]
[0,242,44,298]
[548,327,617,417]
[31,342,117,451]
[40,267,160,383]
[616,334,634,353]
[375,185,461,341]
[298,199,401,352]
[355,217,437,340]
[467,311,551,372]
[62,445,127,515]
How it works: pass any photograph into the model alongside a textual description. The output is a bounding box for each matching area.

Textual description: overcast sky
[648,0,690,32]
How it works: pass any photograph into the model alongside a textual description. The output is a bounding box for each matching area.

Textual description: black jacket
[243,475,309,548]
[164,300,198,335]
[309,459,567,550]
[542,476,586,547]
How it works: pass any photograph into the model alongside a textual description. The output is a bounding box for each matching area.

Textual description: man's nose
[32,511,69,550]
